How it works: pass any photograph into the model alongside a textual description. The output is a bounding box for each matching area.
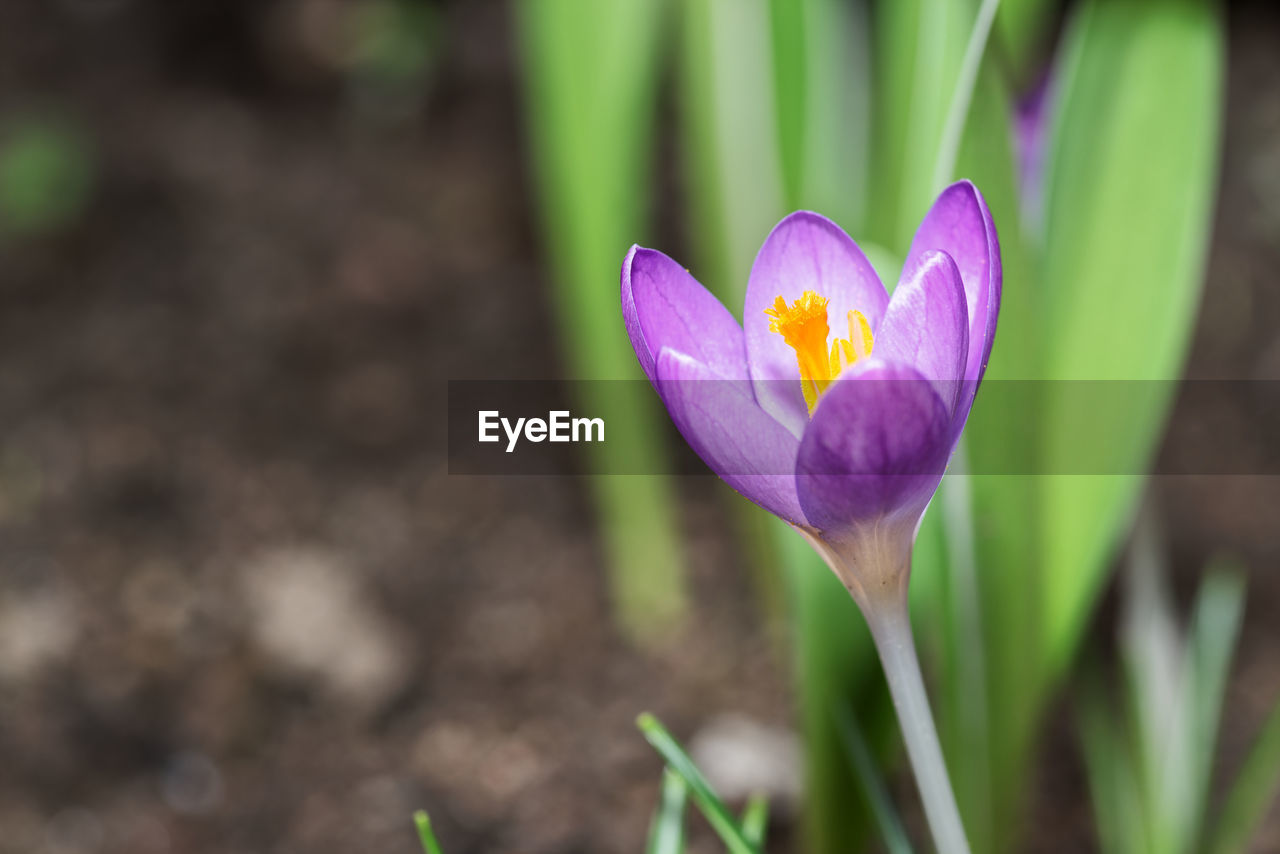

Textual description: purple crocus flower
[621,181,1000,601]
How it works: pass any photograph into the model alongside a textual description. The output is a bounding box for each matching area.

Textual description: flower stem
[864,594,972,854]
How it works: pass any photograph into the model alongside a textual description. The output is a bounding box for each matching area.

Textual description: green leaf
[678,0,783,306]
[740,795,769,849]
[647,770,690,854]
[1208,694,1280,854]
[1117,511,1186,850]
[414,810,445,854]
[1169,569,1245,851]
[993,0,1058,86]
[834,704,915,854]
[636,713,761,854]
[515,0,689,643]
[1038,0,1225,673]
[867,0,972,250]
[1077,671,1148,854]
[768,0,871,224]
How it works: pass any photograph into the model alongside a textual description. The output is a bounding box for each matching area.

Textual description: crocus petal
[655,347,805,525]
[622,246,748,384]
[902,181,1001,423]
[743,212,889,436]
[795,361,951,533]
[873,250,969,415]
[1015,75,1052,229]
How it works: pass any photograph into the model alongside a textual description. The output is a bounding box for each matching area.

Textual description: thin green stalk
[834,704,915,854]
[414,811,444,854]
[740,795,769,848]
[637,713,761,854]
[932,0,1003,191]
[647,770,689,854]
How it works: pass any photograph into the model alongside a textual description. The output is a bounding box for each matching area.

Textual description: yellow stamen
[764,291,874,415]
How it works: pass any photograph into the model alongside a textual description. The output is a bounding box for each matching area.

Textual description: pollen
[765,290,874,414]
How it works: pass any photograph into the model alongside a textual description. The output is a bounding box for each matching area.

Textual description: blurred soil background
[0,1,1276,853]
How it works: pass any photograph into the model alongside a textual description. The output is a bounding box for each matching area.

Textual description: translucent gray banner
[447,380,1280,476]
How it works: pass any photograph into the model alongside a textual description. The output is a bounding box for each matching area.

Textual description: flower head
[621,181,1000,596]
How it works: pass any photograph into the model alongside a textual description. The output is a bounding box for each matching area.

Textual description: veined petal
[795,362,951,533]
[902,180,1002,423]
[622,246,748,385]
[744,212,889,436]
[655,347,805,525]
[874,250,969,415]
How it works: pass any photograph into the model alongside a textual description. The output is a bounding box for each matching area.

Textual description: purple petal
[873,250,969,415]
[655,347,805,525]
[1015,74,1052,228]
[744,212,889,436]
[621,246,747,384]
[795,361,951,533]
[902,181,1001,424]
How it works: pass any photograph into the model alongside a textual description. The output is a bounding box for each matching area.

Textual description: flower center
[764,289,874,414]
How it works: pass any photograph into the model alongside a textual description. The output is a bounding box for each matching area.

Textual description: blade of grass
[740,795,769,849]
[648,770,690,854]
[834,704,916,854]
[1208,696,1280,854]
[414,810,444,854]
[637,713,761,854]
[1164,568,1245,852]
[1118,505,1184,848]
[932,0,1002,192]
[1077,671,1149,854]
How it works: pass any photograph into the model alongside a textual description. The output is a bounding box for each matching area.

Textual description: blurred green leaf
[834,704,915,854]
[1208,695,1280,854]
[867,0,971,250]
[1118,511,1186,850]
[767,0,806,209]
[1078,669,1148,854]
[679,0,784,305]
[0,119,94,236]
[1170,568,1245,852]
[414,810,445,854]
[768,0,870,225]
[636,713,761,854]
[1085,522,1246,854]
[516,0,688,643]
[647,770,690,854]
[994,0,1059,86]
[740,794,769,849]
[1038,0,1225,673]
